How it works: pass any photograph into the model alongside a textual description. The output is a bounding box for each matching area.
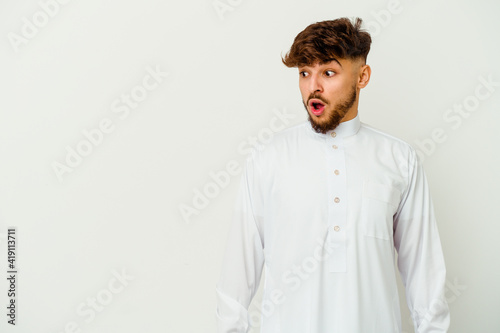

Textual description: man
[216,17,450,332]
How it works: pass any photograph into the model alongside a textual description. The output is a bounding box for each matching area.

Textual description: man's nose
[309,74,323,93]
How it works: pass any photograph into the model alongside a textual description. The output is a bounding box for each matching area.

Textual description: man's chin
[307,113,340,134]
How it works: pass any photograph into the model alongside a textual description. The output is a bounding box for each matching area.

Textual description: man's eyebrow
[299,58,343,70]
[320,58,343,68]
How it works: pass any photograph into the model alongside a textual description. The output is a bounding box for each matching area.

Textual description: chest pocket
[361,181,401,240]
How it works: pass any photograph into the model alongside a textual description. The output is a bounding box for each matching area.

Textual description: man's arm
[215,150,265,333]
[393,147,450,332]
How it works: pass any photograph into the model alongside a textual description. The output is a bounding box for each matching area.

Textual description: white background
[0,0,499,332]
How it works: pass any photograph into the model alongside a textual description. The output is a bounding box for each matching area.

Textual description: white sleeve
[393,148,450,332]
[215,150,265,333]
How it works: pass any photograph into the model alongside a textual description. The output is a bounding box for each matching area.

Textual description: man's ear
[357,64,371,89]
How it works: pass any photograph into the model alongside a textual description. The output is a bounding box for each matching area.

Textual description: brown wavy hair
[282,17,372,68]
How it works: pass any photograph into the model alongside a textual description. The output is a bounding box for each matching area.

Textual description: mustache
[307,94,329,105]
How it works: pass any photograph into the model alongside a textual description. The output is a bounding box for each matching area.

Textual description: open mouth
[309,99,326,116]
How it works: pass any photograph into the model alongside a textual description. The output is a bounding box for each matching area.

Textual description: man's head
[282,17,372,134]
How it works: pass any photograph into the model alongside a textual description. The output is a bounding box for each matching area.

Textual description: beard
[303,84,357,134]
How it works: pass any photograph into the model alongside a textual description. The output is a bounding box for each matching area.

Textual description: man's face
[298,58,360,134]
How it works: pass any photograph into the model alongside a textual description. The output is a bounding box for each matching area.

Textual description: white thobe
[216,114,450,332]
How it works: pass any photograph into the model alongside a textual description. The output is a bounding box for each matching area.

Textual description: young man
[216,17,450,332]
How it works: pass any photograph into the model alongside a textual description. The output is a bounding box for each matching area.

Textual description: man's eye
[299,71,309,77]
[325,70,335,77]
